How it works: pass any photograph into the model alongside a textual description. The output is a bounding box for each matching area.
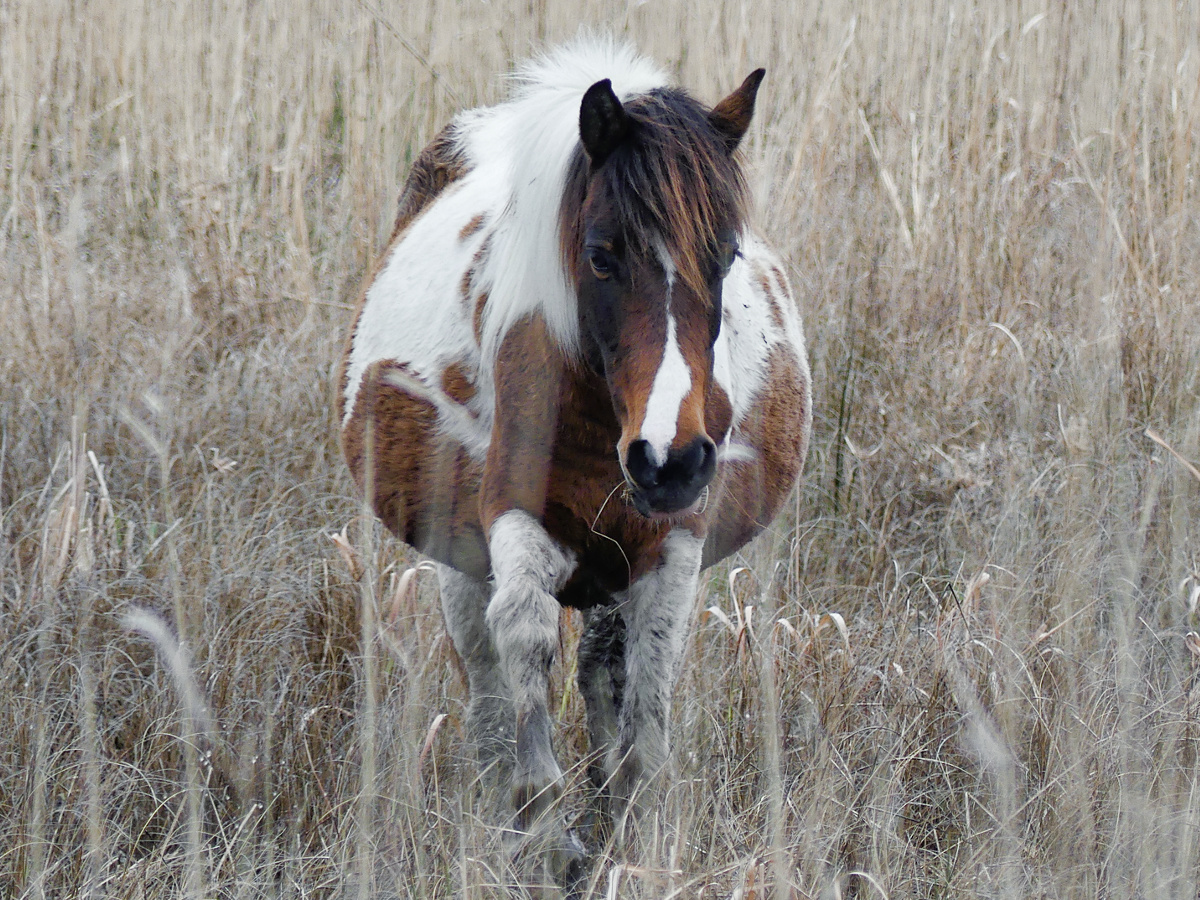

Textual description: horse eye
[587,247,614,280]
[712,240,739,280]
[721,241,740,273]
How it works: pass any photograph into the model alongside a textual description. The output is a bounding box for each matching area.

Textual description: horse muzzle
[623,435,717,518]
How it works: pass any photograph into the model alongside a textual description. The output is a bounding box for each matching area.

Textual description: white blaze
[639,243,691,467]
[640,311,692,467]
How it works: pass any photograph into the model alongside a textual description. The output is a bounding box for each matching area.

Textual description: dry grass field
[3,0,1200,897]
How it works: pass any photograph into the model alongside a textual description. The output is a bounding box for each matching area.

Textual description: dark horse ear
[709,68,766,153]
[580,78,630,167]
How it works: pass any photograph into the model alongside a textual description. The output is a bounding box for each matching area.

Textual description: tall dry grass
[2,0,1199,897]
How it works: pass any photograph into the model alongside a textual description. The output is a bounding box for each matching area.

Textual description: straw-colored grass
[3,1,1199,897]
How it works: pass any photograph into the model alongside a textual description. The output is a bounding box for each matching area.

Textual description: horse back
[390,124,468,241]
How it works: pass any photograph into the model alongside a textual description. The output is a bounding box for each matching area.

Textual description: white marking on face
[654,237,676,290]
[639,311,692,467]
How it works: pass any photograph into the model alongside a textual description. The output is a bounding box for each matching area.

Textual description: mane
[559,89,749,304]
[456,38,668,365]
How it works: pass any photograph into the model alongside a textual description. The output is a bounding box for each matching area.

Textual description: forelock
[561,87,748,299]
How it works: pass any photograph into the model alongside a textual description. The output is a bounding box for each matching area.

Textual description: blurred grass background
[2,0,1199,896]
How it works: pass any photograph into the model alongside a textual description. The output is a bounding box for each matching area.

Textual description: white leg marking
[484,510,577,826]
[436,564,513,799]
[639,312,692,467]
[616,528,703,801]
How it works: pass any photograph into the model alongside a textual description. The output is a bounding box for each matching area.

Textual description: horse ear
[709,68,766,153]
[579,78,630,166]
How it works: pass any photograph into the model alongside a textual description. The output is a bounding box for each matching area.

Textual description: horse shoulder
[341,155,498,436]
[337,124,500,578]
[479,315,570,532]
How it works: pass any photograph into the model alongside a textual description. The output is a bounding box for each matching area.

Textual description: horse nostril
[678,436,715,477]
[684,436,717,486]
[626,439,660,489]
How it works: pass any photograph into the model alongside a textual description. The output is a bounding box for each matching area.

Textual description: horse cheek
[705,381,734,445]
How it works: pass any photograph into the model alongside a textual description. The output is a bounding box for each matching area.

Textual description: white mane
[457,37,668,366]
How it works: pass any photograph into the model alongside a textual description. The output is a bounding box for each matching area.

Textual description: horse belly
[703,236,812,568]
[703,344,810,567]
[341,360,490,579]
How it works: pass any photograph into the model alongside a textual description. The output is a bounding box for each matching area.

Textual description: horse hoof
[504,821,590,897]
[551,828,589,896]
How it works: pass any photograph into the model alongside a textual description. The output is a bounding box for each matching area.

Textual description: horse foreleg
[576,603,625,841]
[614,529,703,818]
[485,509,577,829]
[436,564,513,804]
[577,604,626,780]
[486,509,589,890]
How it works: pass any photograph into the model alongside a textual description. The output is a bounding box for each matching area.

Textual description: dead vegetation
[2,0,1199,897]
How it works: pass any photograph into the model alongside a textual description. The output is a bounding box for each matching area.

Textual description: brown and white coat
[339,38,811,884]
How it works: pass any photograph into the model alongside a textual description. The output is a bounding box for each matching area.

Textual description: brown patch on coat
[472,291,489,347]
[459,269,474,305]
[479,316,568,532]
[341,360,488,579]
[705,381,734,443]
[758,271,786,332]
[750,259,791,332]
[458,213,487,242]
[702,345,811,568]
[391,124,468,241]
[461,234,493,346]
[767,265,792,328]
[441,361,477,405]
[543,360,679,591]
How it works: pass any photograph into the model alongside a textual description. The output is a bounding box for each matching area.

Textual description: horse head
[560,69,765,519]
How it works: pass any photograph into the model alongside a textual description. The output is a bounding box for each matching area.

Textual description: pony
[339,38,811,888]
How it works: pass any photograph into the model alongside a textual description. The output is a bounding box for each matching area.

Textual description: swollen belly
[341,359,490,581]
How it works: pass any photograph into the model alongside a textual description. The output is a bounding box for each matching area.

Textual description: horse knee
[486,580,559,687]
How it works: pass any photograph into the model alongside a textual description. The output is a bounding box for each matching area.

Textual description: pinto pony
[339,40,811,881]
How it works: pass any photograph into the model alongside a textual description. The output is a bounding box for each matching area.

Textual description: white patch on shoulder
[342,176,499,459]
[640,312,692,466]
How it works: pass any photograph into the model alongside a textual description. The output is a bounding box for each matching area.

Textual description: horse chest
[540,371,691,592]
